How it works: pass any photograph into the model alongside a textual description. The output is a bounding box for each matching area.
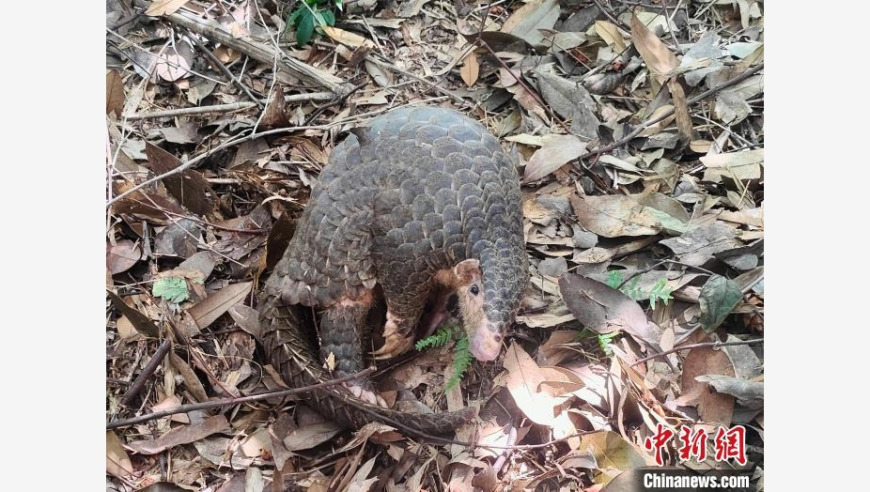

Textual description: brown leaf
[107,240,142,275]
[187,282,252,331]
[502,0,561,46]
[667,78,692,145]
[261,84,289,128]
[282,422,343,451]
[145,143,214,216]
[460,52,479,87]
[594,20,626,51]
[499,342,558,425]
[145,0,191,16]
[578,431,646,484]
[630,12,679,80]
[533,69,600,139]
[680,335,736,426]
[128,415,230,455]
[111,181,186,223]
[107,291,160,337]
[322,26,376,48]
[168,352,209,402]
[228,304,262,339]
[106,70,125,117]
[523,135,587,182]
[558,273,661,348]
[660,222,742,266]
[467,31,535,54]
[106,431,134,477]
[570,194,661,238]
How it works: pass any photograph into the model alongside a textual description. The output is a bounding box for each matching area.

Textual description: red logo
[644,425,747,466]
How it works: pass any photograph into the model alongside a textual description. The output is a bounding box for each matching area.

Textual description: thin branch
[631,338,764,366]
[121,339,172,407]
[580,62,764,160]
[106,367,376,430]
[126,93,334,121]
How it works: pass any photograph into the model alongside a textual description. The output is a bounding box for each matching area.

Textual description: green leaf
[320,9,335,26]
[606,270,623,289]
[287,7,303,26]
[447,336,472,390]
[152,277,189,304]
[621,275,642,301]
[296,11,315,45]
[596,332,618,356]
[416,323,459,351]
[699,275,742,331]
[648,278,673,309]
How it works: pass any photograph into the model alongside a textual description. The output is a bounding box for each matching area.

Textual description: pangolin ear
[454,259,481,285]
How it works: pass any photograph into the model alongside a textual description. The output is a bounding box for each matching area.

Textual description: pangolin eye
[470,284,480,295]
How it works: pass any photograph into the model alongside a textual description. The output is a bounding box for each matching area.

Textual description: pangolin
[260,106,528,419]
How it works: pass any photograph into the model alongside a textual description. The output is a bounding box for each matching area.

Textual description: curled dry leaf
[660,222,742,266]
[107,290,160,337]
[523,135,587,182]
[322,26,376,48]
[579,431,647,484]
[106,431,133,478]
[680,335,736,426]
[283,422,343,451]
[570,194,661,238]
[108,240,142,275]
[127,415,230,455]
[502,0,560,46]
[499,342,559,426]
[558,273,662,348]
[106,70,125,117]
[630,12,679,81]
[145,0,191,17]
[460,52,480,87]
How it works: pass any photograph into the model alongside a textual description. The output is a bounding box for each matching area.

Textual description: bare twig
[631,338,764,366]
[106,367,377,430]
[126,93,334,121]
[188,32,263,107]
[579,62,764,160]
[120,339,172,407]
[130,0,351,95]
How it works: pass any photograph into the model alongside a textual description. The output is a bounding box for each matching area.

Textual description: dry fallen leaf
[502,0,561,46]
[127,415,230,455]
[460,52,480,87]
[106,70,125,117]
[523,135,587,182]
[108,240,142,275]
[322,26,376,48]
[187,281,252,330]
[558,273,662,348]
[570,194,661,238]
[106,431,134,477]
[283,422,343,451]
[630,12,679,81]
[499,342,558,426]
[145,0,191,17]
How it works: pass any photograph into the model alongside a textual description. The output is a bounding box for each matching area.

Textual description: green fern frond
[415,323,459,350]
[446,336,472,390]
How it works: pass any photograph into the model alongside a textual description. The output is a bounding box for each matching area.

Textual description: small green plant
[286,0,341,46]
[607,270,674,307]
[576,328,620,358]
[416,322,472,390]
[152,277,189,304]
[596,332,618,356]
[415,324,457,351]
[648,278,673,309]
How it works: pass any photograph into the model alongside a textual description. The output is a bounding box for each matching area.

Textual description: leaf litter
[107,0,764,489]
